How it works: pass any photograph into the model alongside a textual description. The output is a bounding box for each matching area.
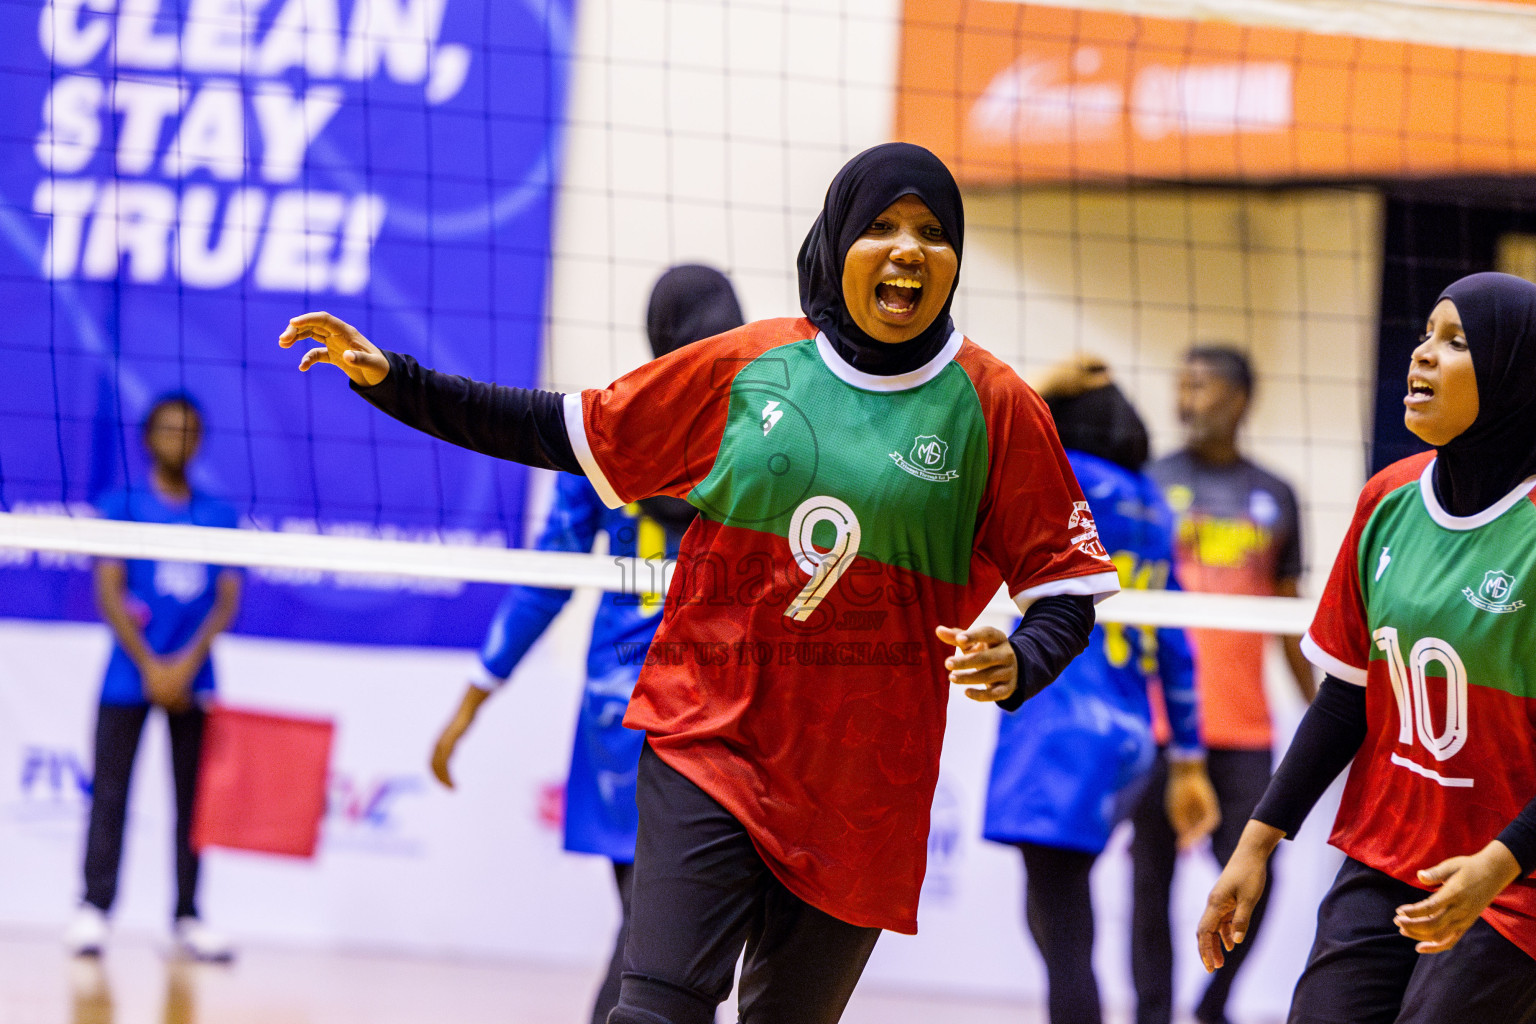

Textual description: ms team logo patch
[1464,569,1525,614]
[891,434,959,482]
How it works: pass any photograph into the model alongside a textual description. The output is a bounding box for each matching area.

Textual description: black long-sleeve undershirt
[999,594,1096,713]
[1251,676,1366,837]
[353,350,582,474]
[1253,675,1536,874]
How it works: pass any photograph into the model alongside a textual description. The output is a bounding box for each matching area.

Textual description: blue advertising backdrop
[0,0,573,646]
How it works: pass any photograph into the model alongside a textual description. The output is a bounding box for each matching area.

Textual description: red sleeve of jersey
[1303,453,1432,685]
[958,343,1121,606]
[567,319,802,507]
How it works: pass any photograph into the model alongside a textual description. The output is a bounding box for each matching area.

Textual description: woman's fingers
[1196,901,1231,972]
[280,311,345,345]
[1198,862,1267,972]
[280,312,355,354]
[935,623,1016,701]
[934,624,967,647]
[946,646,1009,674]
[1414,935,1462,954]
[945,645,1010,684]
[1394,891,1446,923]
[1395,895,1457,941]
[1416,856,1466,889]
[281,312,388,385]
[298,346,333,372]
[963,681,1015,702]
[1226,893,1255,948]
[1399,908,1469,951]
[934,624,1006,650]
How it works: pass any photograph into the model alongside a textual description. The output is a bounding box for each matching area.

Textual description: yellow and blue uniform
[984,451,1200,853]
[476,472,686,862]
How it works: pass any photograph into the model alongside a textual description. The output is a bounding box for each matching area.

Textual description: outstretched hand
[279,312,390,387]
[1393,842,1522,953]
[935,625,1017,703]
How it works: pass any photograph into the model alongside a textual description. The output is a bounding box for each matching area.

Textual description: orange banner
[897,0,1536,183]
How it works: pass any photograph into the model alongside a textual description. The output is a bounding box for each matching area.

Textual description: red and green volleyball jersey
[563,317,1119,933]
[1305,451,1536,957]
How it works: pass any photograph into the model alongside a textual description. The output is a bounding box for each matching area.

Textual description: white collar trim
[1418,458,1536,531]
[813,328,963,392]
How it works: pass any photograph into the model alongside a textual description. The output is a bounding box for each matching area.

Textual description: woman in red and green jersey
[280,143,1119,1024]
[1197,272,1536,1023]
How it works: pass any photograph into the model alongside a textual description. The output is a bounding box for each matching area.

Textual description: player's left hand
[935,625,1016,702]
[1394,841,1523,953]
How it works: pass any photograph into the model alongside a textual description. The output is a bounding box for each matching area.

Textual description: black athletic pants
[1130,747,1273,1024]
[82,702,206,921]
[592,861,636,1024]
[1289,858,1536,1024]
[1020,842,1102,1024]
[608,743,881,1024]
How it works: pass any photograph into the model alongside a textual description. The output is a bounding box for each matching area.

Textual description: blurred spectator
[65,394,242,962]
[1131,346,1315,1024]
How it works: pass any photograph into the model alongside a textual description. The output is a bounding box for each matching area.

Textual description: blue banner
[0,0,573,646]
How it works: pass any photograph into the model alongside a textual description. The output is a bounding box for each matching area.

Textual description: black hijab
[646,264,745,359]
[1047,384,1150,473]
[1433,272,1536,516]
[640,264,744,534]
[796,143,965,376]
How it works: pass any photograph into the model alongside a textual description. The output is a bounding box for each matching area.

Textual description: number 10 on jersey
[1372,626,1469,764]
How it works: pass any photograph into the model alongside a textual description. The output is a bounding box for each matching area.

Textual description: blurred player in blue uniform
[984,358,1219,1024]
[429,265,744,1024]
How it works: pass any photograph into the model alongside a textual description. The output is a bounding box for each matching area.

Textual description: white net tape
[0,511,1316,634]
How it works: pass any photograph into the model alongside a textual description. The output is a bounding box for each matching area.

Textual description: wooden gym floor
[0,928,1051,1024]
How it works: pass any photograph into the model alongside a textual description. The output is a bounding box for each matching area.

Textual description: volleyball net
[6,0,1536,640]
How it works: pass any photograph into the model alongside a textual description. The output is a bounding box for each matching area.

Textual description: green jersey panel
[687,338,991,587]
[1360,484,1536,701]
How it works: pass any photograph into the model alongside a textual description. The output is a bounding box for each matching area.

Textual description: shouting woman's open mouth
[875,276,923,320]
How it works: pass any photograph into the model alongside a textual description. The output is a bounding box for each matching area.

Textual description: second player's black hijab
[1433,272,1536,517]
[640,264,744,535]
[647,264,745,358]
[1049,384,1150,473]
[797,143,965,376]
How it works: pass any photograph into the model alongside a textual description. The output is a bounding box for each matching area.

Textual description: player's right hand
[279,312,390,387]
